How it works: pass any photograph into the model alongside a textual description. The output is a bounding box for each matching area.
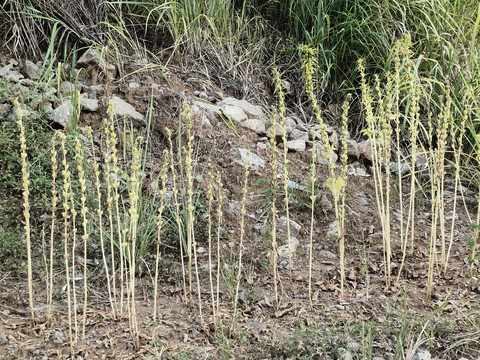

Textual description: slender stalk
[215,172,223,319]
[308,133,317,307]
[231,151,250,334]
[183,103,204,325]
[273,68,292,272]
[153,151,169,337]
[47,134,59,323]
[14,98,34,324]
[74,137,89,350]
[59,133,74,354]
[206,164,216,328]
[269,109,279,306]
[88,127,115,317]
[166,128,187,303]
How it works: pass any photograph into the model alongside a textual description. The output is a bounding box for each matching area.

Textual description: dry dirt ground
[0,55,479,360]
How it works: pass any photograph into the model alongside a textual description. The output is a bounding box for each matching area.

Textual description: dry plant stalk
[215,171,224,319]
[74,137,89,349]
[183,103,203,324]
[15,98,35,324]
[127,136,143,348]
[59,132,74,353]
[308,131,317,307]
[153,150,169,336]
[103,116,118,315]
[47,134,59,322]
[359,60,393,290]
[445,97,467,272]
[166,127,187,302]
[269,109,279,306]
[206,164,216,327]
[231,150,250,333]
[87,127,115,317]
[273,67,293,272]
[303,46,346,296]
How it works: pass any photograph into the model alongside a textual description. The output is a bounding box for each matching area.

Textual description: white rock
[257,142,267,150]
[111,96,145,123]
[219,97,264,118]
[24,60,40,80]
[4,71,24,82]
[413,349,431,360]
[52,100,74,127]
[286,139,306,152]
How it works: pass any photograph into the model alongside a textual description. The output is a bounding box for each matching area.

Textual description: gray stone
[257,142,267,150]
[277,237,299,258]
[24,60,40,80]
[286,139,306,152]
[80,98,98,112]
[0,331,8,345]
[53,331,66,344]
[337,347,353,360]
[128,82,141,89]
[413,349,431,360]
[52,100,74,127]
[285,117,297,132]
[59,81,79,94]
[326,221,338,241]
[329,131,339,150]
[357,196,368,206]
[346,139,360,159]
[287,180,306,191]
[290,129,309,141]
[315,143,338,165]
[358,140,373,161]
[76,48,101,68]
[193,100,221,116]
[319,250,337,261]
[372,357,385,360]
[278,216,302,237]
[219,97,264,118]
[241,118,265,134]
[4,71,24,82]
[0,63,13,77]
[0,103,12,118]
[232,148,265,169]
[222,104,247,122]
[319,194,333,210]
[111,96,145,123]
